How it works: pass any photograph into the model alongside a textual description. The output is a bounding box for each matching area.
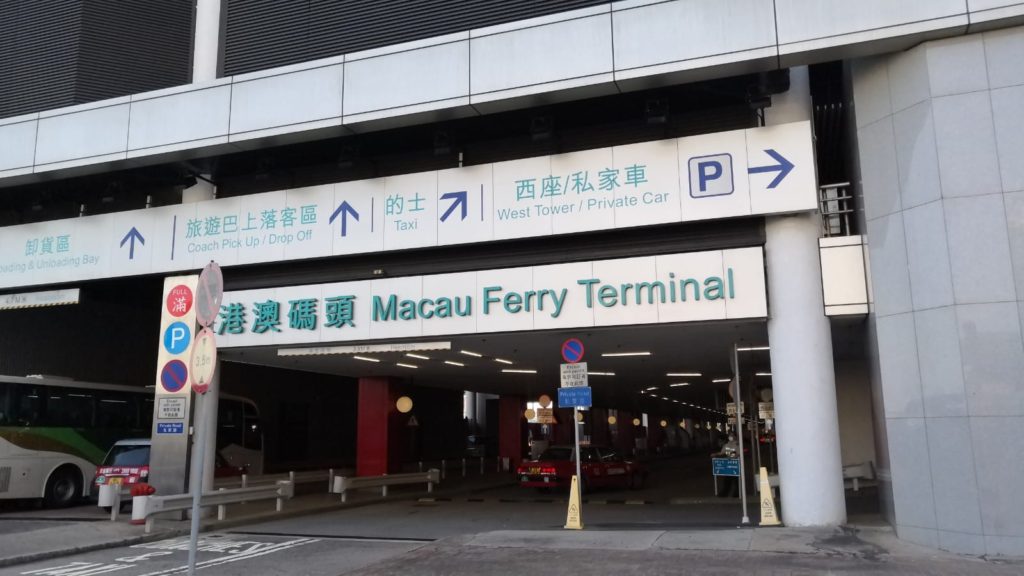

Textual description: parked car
[516,445,647,491]
[93,439,246,498]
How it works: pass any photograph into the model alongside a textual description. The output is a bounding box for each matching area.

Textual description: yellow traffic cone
[564,475,584,530]
[759,467,781,526]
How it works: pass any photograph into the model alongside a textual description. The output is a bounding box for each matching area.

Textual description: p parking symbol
[688,153,734,198]
[163,321,191,355]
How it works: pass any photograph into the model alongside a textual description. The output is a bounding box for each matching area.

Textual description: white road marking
[21,537,320,576]
[134,538,319,576]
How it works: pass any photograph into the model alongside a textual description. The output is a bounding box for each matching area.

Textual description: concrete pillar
[498,396,525,470]
[356,377,400,476]
[763,66,846,526]
[192,0,224,82]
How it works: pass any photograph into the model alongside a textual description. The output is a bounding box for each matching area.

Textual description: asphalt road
[0,534,423,576]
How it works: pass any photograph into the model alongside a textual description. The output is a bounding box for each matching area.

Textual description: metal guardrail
[331,469,440,503]
[819,182,854,237]
[142,481,294,533]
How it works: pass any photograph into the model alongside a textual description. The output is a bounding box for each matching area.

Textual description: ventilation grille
[224,0,613,76]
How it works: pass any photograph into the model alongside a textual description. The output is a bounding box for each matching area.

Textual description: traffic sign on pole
[189,328,217,395]
[560,362,588,388]
[558,386,592,408]
[561,338,585,363]
[194,261,223,328]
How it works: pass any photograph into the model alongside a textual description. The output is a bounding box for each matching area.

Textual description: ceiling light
[666,372,701,377]
[587,371,615,376]
[756,372,772,376]
[502,369,537,374]
[602,351,651,357]
[406,353,430,360]
[712,378,731,383]
[737,346,770,351]
[460,350,482,357]
[494,358,513,365]
[645,386,659,391]
[353,356,379,363]
[445,360,465,367]
[669,383,690,387]
[396,363,418,369]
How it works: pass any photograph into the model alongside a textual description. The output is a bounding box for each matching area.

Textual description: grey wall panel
[223,0,613,76]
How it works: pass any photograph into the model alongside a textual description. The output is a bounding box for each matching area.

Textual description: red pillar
[356,377,403,476]
[498,396,525,470]
[591,408,610,446]
[554,409,574,444]
[618,411,635,457]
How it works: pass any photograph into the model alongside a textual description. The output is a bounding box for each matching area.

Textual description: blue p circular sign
[561,338,585,363]
[160,359,188,392]
[163,321,192,355]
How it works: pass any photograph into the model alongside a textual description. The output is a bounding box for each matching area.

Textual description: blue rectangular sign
[156,422,184,434]
[558,386,592,408]
[712,457,740,477]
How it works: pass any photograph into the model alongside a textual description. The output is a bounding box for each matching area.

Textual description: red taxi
[516,445,647,491]
[94,438,151,490]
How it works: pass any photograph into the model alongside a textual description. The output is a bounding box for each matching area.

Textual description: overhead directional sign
[329,201,359,237]
[558,386,592,408]
[119,226,145,260]
[0,121,814,291]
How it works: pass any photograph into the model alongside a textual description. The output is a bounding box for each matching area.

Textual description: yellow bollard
[758,467,781,526]
[564,475,584,530]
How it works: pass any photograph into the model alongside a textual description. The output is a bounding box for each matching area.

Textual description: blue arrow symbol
[439,191,468,223]
[329,201,359,237]
[119,227,145,260]
[747,149,794,189]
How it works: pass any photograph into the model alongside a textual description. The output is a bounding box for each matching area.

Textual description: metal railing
[331,469,440,503]
[819,182,854,237]
[142,481,294,533]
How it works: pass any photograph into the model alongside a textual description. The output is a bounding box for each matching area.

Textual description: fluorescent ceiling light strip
[494,358,513,365]
[737,346,770,351]
[712,378,731,383]
[353,356,379,363]
[278,341,451,356]
[669,383,690,387]
[396,363,418,369]
[406,353,430,360]
[602,352,651,357]
[460,350,482,357]
[756,372,772,376]
[444,360,465,367]
[645,386,659,391]
[587,371,615,376]
[502,369,537,374]
[666,372,701,377]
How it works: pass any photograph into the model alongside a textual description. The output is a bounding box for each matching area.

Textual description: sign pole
[573,407,582,496]
[187,394,206,576]
[734,343,750,525]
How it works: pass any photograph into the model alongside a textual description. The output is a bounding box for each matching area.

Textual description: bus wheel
[44,466,81,508]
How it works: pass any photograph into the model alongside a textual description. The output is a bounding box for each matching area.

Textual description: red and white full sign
[166,284,194,317]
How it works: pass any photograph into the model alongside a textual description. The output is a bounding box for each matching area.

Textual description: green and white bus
[0,375,262,507]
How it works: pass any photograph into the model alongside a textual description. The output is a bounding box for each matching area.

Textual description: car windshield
[103,445,150,466]
[538,447,573,461]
